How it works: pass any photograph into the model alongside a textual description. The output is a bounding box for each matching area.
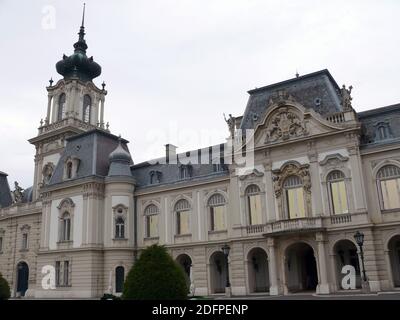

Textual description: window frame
[327,170,349,215]
[57,93,66,121]
[377,165,400,211]
[144,204,159,238]
[283,175,306,220]
[174,199,191,235]
[245,184,263,226]
[208,193,227,232]
[82,94,92,123]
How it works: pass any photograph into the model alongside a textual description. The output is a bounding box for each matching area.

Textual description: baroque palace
[1,18,400,299]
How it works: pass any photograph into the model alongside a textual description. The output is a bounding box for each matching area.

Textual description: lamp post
[354,231,369,292]
[221,244,231,297]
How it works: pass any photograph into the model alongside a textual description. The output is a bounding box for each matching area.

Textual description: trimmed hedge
[123,245,188,300]
[0,273,11,300]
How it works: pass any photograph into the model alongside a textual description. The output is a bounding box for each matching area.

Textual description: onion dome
[109,137,132,163]
[108,137,132,177]
[55,4,101,82]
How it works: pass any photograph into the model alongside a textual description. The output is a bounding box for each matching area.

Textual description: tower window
[57,93,66,121]
[83,94,91,123]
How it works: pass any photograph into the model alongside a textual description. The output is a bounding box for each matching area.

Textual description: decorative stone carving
[319,153,349,167]
[272,161,312,219]
[238,168,264,180]
[340,84,353,111]
[42,162,55,185]
[264,107,306,143]
[224,113,236,138]
[267,89,296,107]
[11,181,24,204]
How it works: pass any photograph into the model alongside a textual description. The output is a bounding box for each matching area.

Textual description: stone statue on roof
[11,181,24,204]
[340,84,353,111]
[224,113,236,138]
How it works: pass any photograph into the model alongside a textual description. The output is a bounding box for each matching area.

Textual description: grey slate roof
[0,171,12,208]
[131,144,228,189]
[48,129,130,186]
[240,69,343,130]
[358,103,400,147]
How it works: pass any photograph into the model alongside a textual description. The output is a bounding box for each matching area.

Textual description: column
[46,95,52,123]
[316,232,330,294]
[308,146,323,216]
[348,145,367,212]
[51,94,58,123]
[100,98,105,128]
[267,237,282,295]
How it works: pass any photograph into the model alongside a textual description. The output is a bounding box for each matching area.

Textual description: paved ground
[211,291,400,300]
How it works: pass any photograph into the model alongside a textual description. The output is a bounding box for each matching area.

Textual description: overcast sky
[0,0,399,188]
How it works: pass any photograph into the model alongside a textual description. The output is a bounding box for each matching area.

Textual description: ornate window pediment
[264,107,307,143]
[239,168,264,180]
[272,161,312,219]
[57,198,75,210]
[319,153,349,167]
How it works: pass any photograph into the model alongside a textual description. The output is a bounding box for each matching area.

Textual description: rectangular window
[177,210,190,235]
[330,181,349,214]
[22,233,28,250]
[381,178,400,210]
[211,206,226,231]
[63,261,70,286]
[55,261,61,286]
[248,194,262,225]
[286,187,305,219]
[146,215,158,237]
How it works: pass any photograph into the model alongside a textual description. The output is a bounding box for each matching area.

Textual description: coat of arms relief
[264,107,307,143]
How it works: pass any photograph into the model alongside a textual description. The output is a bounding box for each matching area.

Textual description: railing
[246,224,265,234]
[265,217,323,234]
[330,214,352,224]
[38,118,108,135]
[326,112,345,124]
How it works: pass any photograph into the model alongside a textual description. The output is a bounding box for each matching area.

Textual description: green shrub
[0,273,11,300]
[123,245,188,300]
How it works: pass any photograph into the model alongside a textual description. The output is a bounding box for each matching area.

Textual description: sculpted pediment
[253,101,346,148]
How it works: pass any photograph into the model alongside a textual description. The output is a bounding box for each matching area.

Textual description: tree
[123,245,188,300]
[0,273,11,300]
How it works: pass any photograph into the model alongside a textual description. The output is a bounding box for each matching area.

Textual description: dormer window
[149,170,162,184]
[63,157,80,180]
[57,93,66,121]
[375,122,392,141]
[83,94,91,123]
[179,164,192,180]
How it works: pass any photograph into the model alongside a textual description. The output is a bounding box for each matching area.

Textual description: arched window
[283,175,305,219]
[246,185,262,225]
[175,199,190,235]
[57,93,66,121]
[83,95,91,123]
[115,217,125,239]
[375,123,391,141]
[208,193,226,231]
[61,212,71,241]
[144,204,159,238]
[327,170,348,215]
[115,266,125,293]
[377,165,400,210]
[66,162,73,179]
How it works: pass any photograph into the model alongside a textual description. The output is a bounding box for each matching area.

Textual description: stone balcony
[242,212,370,237]
[37,117,107,136]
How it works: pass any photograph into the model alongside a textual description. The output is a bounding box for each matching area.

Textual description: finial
[106,122,110,130]
[49,77,53,86]
[102,81,106,90]
[295,70,299,78]
[81,3,86,28]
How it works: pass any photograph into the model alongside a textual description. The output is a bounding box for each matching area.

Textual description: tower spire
[74,3,88,53]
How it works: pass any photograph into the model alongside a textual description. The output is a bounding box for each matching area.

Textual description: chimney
[165,144,177,164]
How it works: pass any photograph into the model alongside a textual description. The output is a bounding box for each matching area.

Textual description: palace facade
[1,19,400,298]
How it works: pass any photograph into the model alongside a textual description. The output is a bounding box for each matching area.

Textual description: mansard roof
[240,69,343,130]
[358,103,400,147]
[131,144,229,189]
[48,129,131,186]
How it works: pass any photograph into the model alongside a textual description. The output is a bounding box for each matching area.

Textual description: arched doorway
[388,235,400,287]
[16,261,29,297]
[247,248,269,293]
[285,243,318,293]
[334,240,361,289]
[176,254,192,290]
[209,251,227,294]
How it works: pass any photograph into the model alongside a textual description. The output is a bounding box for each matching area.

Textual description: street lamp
[221,244,231,296]
[354,231,368,288]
